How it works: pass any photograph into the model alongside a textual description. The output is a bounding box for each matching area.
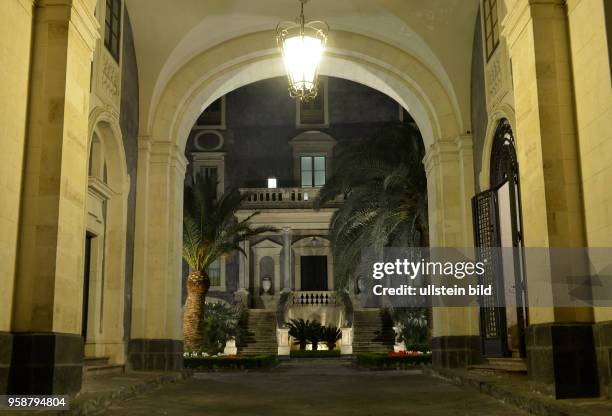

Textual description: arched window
[490,119,518,188]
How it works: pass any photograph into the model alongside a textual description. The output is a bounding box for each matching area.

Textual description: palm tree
[321,325,342,350]
[314,122,428,291]
[182,174,275,351]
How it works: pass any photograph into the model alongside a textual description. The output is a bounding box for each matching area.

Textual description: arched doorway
[473,118,527,358]
[83,113,130,364]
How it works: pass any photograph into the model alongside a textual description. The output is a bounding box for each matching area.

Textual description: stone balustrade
[239,187,344,208]
[292,291,336,306]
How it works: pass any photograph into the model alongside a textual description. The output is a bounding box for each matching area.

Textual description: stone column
[425,135,481,369]
[235,239,250,305]
[8,0,98,395]
[504,0,595,398]
[282,227,292,292]
[130,141,187,371]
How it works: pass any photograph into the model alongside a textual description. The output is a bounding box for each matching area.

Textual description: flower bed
[290,349,341,358]
[183,353,277,370]
[355,351,432,369]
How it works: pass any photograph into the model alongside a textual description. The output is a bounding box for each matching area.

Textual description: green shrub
[355,352,431,369]
[286,318,322,350]
[391,307,428,346]
[290,349,341,358]
[405,343,430,353]
[199,302,246,354]
[321,325,342,350]
[183,354,277,370]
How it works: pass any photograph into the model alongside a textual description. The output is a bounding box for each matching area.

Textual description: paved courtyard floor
[100,359,527,416]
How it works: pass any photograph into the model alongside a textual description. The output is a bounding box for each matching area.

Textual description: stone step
[468,358,527,374]
[83,363,125,379]
[239,311,277,355]
[83,356,110,367]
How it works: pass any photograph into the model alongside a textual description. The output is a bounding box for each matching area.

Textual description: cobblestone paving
[102,359,528,416]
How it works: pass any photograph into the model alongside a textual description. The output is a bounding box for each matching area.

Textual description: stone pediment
[251,238,283,250]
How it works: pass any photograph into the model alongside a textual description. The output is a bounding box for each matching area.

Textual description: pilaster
[129,139,185,371]
[504,0,596,398]
[425,135,481,367]
[10,0,98,395]
[282,227,293,292]
[235,240,251,305]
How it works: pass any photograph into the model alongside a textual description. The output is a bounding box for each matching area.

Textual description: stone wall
[119,6,139,356]
[185,76,404,189]
[470,10,488,192]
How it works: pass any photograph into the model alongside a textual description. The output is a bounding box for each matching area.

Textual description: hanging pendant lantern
[276,0,329,101]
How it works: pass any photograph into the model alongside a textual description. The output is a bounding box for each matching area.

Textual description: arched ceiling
[125,0,479,136]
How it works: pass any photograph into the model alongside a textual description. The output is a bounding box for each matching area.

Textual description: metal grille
[472,190,500,338]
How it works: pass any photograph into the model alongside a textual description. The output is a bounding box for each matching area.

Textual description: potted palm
[182,174,275,351]
[321,325,342,350]
[287,318,322,351]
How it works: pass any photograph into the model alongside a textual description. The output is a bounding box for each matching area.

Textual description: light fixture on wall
[267,177,278,189]
[276,0,329,101]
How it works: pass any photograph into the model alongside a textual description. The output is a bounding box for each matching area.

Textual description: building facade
[183,77,408,354]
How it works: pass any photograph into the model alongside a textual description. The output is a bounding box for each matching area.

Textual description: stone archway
[147,31,464,151]
[131,29,479,368]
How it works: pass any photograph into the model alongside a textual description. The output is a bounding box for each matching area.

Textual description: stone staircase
[238,310,278,355]
[468,357,527,375]
[83,356,125,379]
[352,309,395,353]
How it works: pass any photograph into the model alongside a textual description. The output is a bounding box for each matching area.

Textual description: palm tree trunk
[183,271,211,351]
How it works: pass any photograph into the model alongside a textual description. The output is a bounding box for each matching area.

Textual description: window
[197,97,225,128]
[192,152,225,199]
[207,259,221,287]
[297,78,328,127]
[301,156,326,187]
[483,0,499,61]
[199,166,218,199]
[200,166,218,183]
[104,0,121,62]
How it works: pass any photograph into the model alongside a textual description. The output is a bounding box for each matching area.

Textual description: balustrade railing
[292,291,336,306]
[239,187,344,208]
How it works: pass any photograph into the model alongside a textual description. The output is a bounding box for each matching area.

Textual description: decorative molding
[193,130,224,151]
[35,0,100,52]
[478,106,517,190]
[291,237,333,291]
[486,55,503,98]
[235,208,336,230]
[102,56,120,99]
[252,238,283,250]
[292,236,331,249]
[88,176,114,201]
[296,77,329,129]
